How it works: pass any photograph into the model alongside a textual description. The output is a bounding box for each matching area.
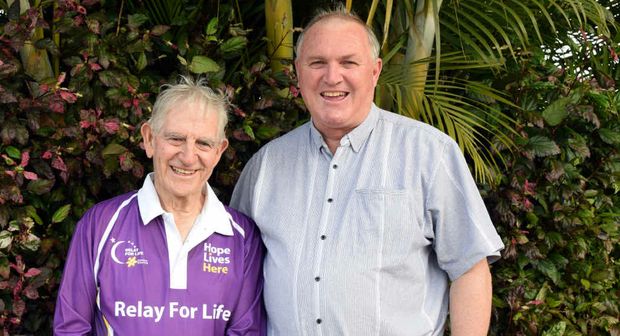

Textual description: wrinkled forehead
[157,98,217,130]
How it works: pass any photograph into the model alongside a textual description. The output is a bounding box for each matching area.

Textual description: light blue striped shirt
[231,104,504,336]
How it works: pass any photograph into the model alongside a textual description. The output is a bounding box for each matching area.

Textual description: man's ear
[217,138,229,155]
[141,123,155,159]
[372,57,383,86]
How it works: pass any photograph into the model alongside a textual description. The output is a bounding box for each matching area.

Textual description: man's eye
[309,61,326,68]
[167,137,184,145]
[342,61,358,67]
[196,141,215,151]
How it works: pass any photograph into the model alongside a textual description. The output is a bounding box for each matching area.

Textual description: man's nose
[178,141,197,163]
[324,63,343,85]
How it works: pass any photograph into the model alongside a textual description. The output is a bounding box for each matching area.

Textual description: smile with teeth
[171,166,198,175]
[321,91,347,97]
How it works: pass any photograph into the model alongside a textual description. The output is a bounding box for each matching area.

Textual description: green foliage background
[0,0,618,335]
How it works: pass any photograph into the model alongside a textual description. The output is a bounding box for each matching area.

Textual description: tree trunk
[265,0,294,74]
[9,0,54,82]
[402,0,443,118]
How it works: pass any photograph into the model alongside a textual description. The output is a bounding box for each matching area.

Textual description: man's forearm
[449,258,493,335]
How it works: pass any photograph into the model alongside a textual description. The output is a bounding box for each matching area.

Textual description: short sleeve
[426,140,504,281]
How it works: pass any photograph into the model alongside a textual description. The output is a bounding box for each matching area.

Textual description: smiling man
[231,5,504,336]
[54,76,265,335]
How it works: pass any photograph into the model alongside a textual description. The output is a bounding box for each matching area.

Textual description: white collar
[137,173,234,238]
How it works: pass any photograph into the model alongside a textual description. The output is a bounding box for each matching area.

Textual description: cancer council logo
[109,237,149,267]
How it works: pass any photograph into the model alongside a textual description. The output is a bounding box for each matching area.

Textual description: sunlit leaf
[102,144,127,156]
[51,204,71,224]
[543,97,571,126]
[188,56,220,74]
[5,146,20,160]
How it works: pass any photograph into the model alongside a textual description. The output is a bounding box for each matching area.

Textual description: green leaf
[51,204,71,224]
[128,14,149,29]
[188,56,220,74]
[27,179,54,195]
[102,144,127,156]
[535,259,560,284]
[542,97,571,126]
[528,135,560,157]
[22,233,40,252]
[580,278,591,290]
[242,125,256,141]
[136,52,147,71]
[0,257,9,279]
[542,321,566,336]
[0,230,12,250]
[255,125,281,140]
[177,55,188,66]
[599,128,620,145]
[5,146,20,159]
[219,36,248,58]
[24,206,43,225]
[98,71,123,87]
[206,17,218,36]
[150,25,170,36]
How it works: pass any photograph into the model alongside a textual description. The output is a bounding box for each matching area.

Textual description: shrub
[488,47,620,335]
[0,0,302,334]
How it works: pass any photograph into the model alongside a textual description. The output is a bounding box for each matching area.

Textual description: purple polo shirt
[54,175,265,335]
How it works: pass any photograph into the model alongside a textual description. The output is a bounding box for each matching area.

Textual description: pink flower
[233,107,246,118]
[103,119,120,134]
[290,85,299,97]
[42,151,53,159]
[50,101,65,113]
[57,72,66,85]
[59,90,77,103]
[19,151,29,167]
[23,268,41,278]
[89,62,102,71]
[52,156,67,172]
[23,171,38,180]
[523,179,536,194]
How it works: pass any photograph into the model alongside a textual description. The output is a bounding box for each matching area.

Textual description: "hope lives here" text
[203,242,231,274]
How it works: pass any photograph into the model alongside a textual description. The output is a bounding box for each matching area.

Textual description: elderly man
[231,6,504,336]
[54,76,265,335]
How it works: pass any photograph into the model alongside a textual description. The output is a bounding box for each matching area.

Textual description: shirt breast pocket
[336,189,429,273]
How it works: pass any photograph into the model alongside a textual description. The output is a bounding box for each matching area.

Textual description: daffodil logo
[110,238,149,267]
[126,257,138,267]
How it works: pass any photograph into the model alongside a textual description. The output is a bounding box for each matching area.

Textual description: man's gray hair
[295,4,381,60]
[148,75,229,140]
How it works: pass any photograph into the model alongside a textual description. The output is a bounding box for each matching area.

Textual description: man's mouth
[171,166,197,175]
[321,91,348,98]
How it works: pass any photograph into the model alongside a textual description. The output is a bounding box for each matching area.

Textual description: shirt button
[327,198,333,203]
[320,235,326,240]
[332,164,338,169]
[315,276,321,282]
[316,318,322,324]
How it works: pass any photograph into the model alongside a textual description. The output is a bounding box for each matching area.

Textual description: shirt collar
[137,173,234,237]
[308,104,379,153]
